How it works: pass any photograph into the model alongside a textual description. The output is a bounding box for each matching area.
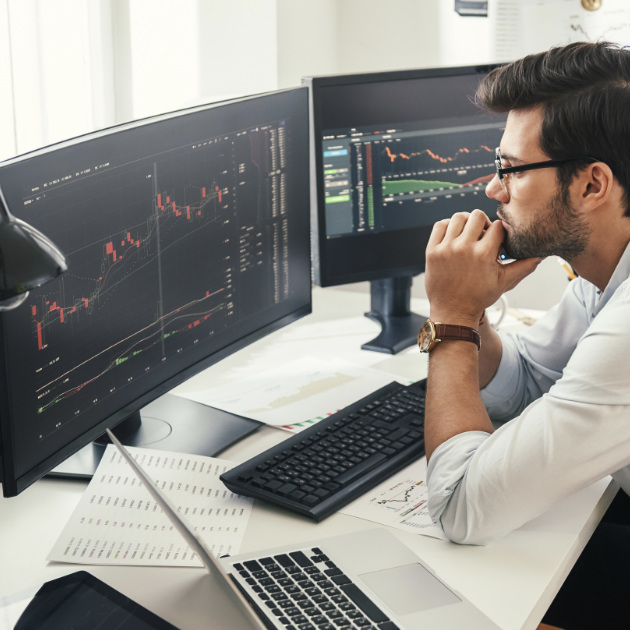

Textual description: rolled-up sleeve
[426,276,630,545]
[426,431,490,539]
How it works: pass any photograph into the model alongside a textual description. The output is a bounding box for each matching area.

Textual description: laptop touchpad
[359,563,461,614]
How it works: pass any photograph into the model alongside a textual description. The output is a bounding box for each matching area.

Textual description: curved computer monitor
[303,65,506,353]
[0,87,311,497]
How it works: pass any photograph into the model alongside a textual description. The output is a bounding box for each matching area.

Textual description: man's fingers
[428,219,449,247]
[443,212,470,240]
[484,220,507,252]
[428,210,493,251]
[441,210,490,241]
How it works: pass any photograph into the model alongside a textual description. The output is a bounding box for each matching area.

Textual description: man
[421,41,630,626]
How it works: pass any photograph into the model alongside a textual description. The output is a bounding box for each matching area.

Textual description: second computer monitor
[304,65,506,353]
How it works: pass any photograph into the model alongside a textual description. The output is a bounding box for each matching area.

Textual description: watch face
[417,320,436,352]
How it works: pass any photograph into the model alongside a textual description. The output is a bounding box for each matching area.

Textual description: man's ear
[579,162,615,210]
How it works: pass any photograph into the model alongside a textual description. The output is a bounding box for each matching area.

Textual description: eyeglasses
[494,148,597,197]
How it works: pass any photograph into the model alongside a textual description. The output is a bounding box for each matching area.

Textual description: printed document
[48,445,253,567]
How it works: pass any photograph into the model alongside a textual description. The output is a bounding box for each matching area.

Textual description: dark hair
[475,41,630,215]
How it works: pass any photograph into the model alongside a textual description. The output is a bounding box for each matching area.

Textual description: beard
[499,185,590,261]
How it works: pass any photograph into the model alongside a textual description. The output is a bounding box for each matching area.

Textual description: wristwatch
[417,319,481,353]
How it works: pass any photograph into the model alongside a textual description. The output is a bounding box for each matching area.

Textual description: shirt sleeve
[427,280,630,545]
[482,278,592,421]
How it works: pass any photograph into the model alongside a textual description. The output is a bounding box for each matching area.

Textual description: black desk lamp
[0,186,67,311]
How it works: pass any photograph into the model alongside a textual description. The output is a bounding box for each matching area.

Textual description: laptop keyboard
[231,545,399,630]
[220,380,426,521]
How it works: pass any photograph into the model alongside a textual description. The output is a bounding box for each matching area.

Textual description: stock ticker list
[19,120,291,440]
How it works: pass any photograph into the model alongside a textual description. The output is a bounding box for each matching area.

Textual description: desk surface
[0,286,617,630]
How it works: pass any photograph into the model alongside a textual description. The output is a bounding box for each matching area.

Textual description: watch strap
[434,323,481,349]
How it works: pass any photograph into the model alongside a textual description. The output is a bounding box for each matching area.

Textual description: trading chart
[322,122,504,236]
[6,118,291,442]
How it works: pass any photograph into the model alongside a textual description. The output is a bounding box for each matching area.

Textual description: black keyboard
[220,379,426,521]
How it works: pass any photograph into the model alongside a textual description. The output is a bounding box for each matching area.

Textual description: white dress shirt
[426,242,630,545]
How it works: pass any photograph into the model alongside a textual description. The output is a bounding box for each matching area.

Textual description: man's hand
[424,210,542,324]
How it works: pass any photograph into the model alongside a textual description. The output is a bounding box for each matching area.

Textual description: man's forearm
[422,210,540,460]
[425,341,495,461]
[478,320,503,389]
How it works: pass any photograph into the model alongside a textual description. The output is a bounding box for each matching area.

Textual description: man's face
[486,106,589,261]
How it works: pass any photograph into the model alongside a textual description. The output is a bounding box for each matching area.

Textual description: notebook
[107,429,500,630]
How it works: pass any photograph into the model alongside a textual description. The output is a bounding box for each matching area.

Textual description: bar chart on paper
[176,357,410,432]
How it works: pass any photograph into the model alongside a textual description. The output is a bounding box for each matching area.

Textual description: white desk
[0,287,617,630]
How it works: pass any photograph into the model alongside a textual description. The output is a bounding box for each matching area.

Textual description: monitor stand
[48,394,261,479]
[362,276,427,355]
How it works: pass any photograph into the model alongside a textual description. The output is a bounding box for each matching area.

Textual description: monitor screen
[304,66,506,353]
[0,87,311,497]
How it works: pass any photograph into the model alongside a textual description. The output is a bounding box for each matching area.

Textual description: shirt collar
[593,239,630,316]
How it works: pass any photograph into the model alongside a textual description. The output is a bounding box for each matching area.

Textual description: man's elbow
[433,494,507,546]
[438,516,497,546]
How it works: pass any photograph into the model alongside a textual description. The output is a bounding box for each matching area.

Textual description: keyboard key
[275,554,295,567]
[331,575,351,586]
[340,584,390,623]
[336,453,388,486]
[277,482,298,496]
[290,551,313,567]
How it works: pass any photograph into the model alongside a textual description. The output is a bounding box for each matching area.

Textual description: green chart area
[382,179,462,196]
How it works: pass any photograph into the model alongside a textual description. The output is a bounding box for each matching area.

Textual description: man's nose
[486,173,509,202]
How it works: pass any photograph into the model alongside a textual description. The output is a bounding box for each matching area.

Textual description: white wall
[334,0,442,73]
[276,0,339,87]
[275,0,491,82]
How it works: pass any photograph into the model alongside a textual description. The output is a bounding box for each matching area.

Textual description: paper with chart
[341,458,446,540]
[177,357,409,432]
[47,445,253,567]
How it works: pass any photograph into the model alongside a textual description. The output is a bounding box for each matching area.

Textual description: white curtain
[0,0,117,159]
[0,0,279,161]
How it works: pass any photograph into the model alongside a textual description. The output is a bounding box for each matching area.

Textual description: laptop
[107,429,500,630]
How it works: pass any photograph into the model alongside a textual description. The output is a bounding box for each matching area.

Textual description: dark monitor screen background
[305,67,506,353]
[0,88,311,495]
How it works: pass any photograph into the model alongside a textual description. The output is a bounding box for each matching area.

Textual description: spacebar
[340,583,389,623]
[336,453,388,486]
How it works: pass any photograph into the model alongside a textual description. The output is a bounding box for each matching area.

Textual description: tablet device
[14,571,178,630]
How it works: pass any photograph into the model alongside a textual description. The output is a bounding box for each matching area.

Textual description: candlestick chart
[13,121,291,440]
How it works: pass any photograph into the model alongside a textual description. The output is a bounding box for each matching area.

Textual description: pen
[556,257,577,280]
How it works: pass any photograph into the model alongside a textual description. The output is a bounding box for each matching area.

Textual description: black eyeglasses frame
[494,147,598,195]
